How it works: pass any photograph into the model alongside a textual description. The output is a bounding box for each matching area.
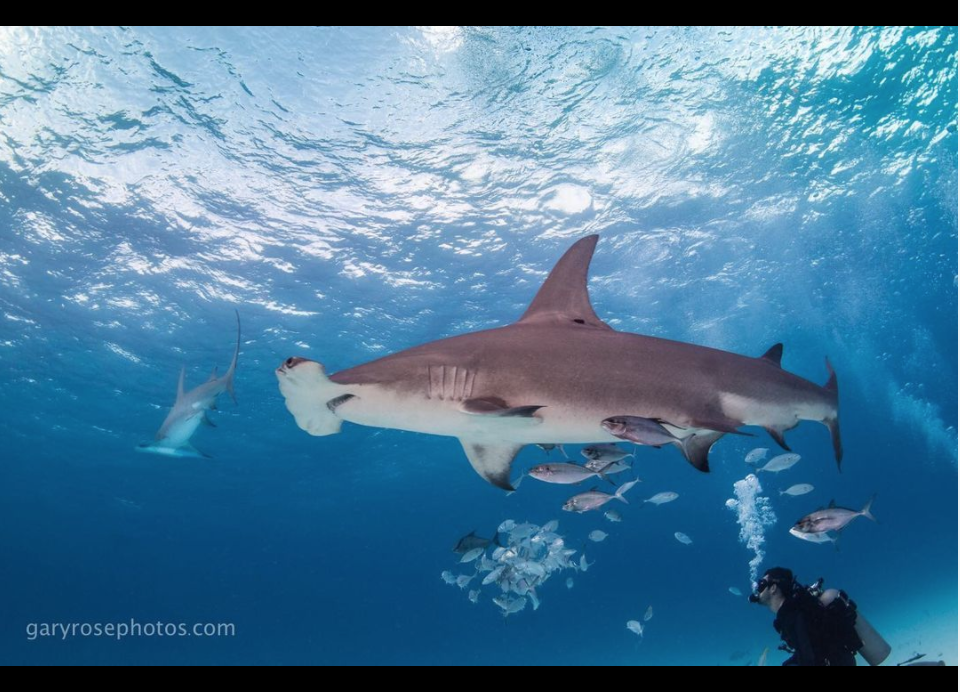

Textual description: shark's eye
[285,357,296,367]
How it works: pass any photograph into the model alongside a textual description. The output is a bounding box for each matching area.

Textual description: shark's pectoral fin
[674,431,725,473]
[460,440,524,491]
[202,413,216,428]
[460,398,544,419]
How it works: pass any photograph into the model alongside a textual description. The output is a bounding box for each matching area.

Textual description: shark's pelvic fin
[460,398,544,418]
[460,440,524,490]
[759,343,783,367]
[516,235,612,331]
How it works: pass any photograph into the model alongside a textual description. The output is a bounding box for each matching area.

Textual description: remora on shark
[277,236,841,489]
[138,312,240,458]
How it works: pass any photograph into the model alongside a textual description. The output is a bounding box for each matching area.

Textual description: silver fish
[563,479,638,513]
[793,496,876,534]
[601,416,680,447]
[604,510,623,523]
[588,530,608,543]
[757,453,801,474]
[744,447,769,465]
[674,532,693,545]
[581,444,633,463]
[626,620,644,637]
[529,462,612,485]
[780,483,814,497]
[644,491,679,506]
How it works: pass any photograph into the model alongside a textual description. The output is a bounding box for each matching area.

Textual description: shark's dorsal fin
[176,366,186,404]
[828,499,836,509]
[760,343,783,367]
[516,235,612,330]
[208,366,219,382]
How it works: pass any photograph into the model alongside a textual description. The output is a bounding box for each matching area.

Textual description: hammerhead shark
[138,312,240,458]
[277,236,841,489]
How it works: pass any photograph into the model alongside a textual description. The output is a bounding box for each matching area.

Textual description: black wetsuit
[774,598,857,666]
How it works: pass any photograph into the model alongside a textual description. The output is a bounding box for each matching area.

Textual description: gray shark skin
[277,236,841,489]
[138,312,240,458]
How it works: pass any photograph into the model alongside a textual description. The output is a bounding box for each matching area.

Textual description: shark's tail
[823,357,842,470]
[225,310,241,403]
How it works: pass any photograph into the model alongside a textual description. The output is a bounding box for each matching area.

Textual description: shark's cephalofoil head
[276,357,347,437]
[277,356,310,375]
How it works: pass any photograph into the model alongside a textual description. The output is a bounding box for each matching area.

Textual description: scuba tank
[811,579,891,666]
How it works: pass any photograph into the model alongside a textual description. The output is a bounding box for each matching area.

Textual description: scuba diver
[750,567,890,666]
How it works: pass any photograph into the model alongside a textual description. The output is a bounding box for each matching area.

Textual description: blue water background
[0,27,956,665]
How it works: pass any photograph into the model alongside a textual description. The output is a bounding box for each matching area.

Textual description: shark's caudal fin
[460,440,524,491]
[516,235,613,331]
[823,357,843,469]
[224,310,241,403]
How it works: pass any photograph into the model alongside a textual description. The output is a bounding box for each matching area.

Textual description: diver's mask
[748,577,773,604]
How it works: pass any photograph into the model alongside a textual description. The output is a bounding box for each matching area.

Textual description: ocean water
[0,26,956,666]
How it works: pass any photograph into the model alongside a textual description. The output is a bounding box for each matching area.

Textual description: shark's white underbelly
[337,385,646,445]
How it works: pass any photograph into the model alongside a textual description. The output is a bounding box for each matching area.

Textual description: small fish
[674,532,693,545]
[566,577,575,590]
[789,527,839,545]
[453,530,499,555]
[460,547,484,564]
[541,520,559,533]
[588,530,608,543]
[793,495,876,534]
[584,458,631,475]
[581,444,633,463]
[626,620,644,637]
[744,448,769,465]
[757,647,769,667]
[644,605,653,622]
[493,595,526,616]
[757,453,801,474]
[601,416,680,447]
[468,590,480,605]
[527,590,541,611]
[579,555,593,572]
[644,491,679,506]
[563,479,639,513]
[498,520,517,533]
[441,571,457,585]
[604,510,623,523]
[536,443,568,459]
[728,587,743,597]
[780,483,814,497]
[455,574,474,590]
[529,462,612,485]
